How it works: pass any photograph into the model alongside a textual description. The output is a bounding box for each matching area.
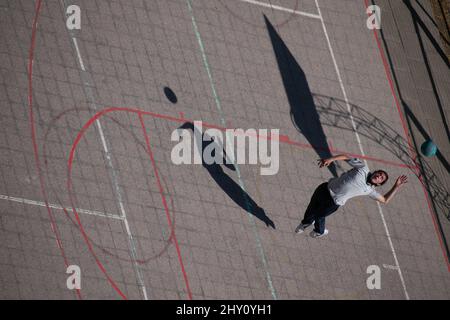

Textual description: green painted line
[186,0,278,300]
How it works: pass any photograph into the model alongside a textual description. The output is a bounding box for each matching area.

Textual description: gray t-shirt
[328,158,381,206]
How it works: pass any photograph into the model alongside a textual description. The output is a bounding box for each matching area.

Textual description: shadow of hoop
[310,93,450,259]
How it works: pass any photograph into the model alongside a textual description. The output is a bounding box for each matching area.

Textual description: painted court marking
[70,38,149,300]
[17,97,416,300]
[0,194,123,220]
[138,114,193,300]
[65,107,194,299]
[187,0,278,300]
[72,37,148,300]
[55,0,149,300]
[206,0,410,299]
[24,0,437,300]
[314,0,409,299]
[27,0,82,300]
[234,0,321,19]
[364,0,450,272]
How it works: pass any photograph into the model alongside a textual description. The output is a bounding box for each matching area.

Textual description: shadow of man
[179,122,276,229]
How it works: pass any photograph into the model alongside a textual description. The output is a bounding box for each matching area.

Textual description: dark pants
[301,182,340,234]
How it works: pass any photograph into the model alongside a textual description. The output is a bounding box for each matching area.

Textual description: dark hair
[370,170,389,186]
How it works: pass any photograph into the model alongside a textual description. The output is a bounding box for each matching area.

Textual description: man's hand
[378,175,408,204]
[318,154,350,168]
[318,158,333,168]
[395,175,408,187]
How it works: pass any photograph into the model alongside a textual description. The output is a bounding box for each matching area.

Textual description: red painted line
[27,0,430,300]
[28,0,81,299]
[63,102,416,297]
[66,107,195,299]
[278,134,291,142]
[276,136,415,169]
[138,113,193,300]
[364,0,450,271]
[42,108,178,265]
[364,1,416,156]
[73,106,413,169]
[67,115,128,299]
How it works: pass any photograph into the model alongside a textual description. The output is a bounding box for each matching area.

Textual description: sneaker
[295,222,314,234]
[310,229,329,238]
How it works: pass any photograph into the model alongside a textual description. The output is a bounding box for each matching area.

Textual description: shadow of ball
[164,87,177,104]
[421,139,437,157]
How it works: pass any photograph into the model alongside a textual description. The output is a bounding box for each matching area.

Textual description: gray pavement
[0,0,449,299]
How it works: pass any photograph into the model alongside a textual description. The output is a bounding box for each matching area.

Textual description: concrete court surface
[0,0,449,299]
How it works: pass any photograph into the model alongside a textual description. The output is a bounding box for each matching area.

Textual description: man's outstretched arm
[318,154,350,168]
[375,175,408,204]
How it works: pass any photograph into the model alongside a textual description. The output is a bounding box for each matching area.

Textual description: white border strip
[234,0,321,19]
[72,38,86,71]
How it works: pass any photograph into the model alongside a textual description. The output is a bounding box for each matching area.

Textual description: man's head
[368,170,389,186]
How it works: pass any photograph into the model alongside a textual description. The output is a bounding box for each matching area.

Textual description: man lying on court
[295,154,408,238]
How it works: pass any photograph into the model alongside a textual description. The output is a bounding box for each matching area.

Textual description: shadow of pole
[413,0,450,47]
[403,0,450,142]
[403,0,450,69]
[264,15,338,178]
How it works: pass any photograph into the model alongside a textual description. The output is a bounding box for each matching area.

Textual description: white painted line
[234,0,321,19]
[187,0,277,300]
[72,38,86,72]
[383,264,400,270]
[314,0,409,300]
[71,40,149,300]
[0,194,123,220]
[60,0,149,298]
[89,101,149,300]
